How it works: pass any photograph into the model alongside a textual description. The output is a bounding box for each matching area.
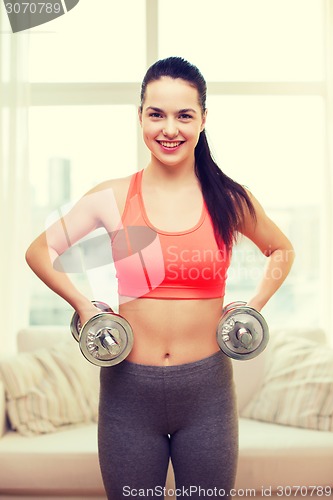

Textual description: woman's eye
[179,114,192,120]
[149,113,163,118]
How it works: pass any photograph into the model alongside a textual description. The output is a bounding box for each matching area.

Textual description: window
[29,0,146,82]
[158,0,324,82]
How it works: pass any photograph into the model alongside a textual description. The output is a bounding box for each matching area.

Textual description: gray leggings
[98,351,239,499]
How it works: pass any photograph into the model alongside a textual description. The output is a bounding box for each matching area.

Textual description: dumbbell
[216,301,269,360]
[70,301,134,367]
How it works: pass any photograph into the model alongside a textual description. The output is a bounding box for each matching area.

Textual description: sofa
[0,325,333,499]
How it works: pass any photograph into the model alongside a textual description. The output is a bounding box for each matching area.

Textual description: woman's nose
[162,120,179,138]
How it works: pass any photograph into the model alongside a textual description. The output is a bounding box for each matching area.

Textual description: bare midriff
[119,297,223,366]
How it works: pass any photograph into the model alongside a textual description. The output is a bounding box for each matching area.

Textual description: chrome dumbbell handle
[96,328,122,356]
[236,327,253,347]
[221,323,253,346]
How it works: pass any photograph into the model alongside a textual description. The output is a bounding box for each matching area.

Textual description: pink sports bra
[111,169,231,300]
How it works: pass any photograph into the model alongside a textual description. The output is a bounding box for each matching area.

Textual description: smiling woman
[1,0,331,494]
[25,55,294,498]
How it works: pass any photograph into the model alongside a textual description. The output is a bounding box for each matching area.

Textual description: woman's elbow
[25,240,39,270]
[285,240,296,267]
[275,241,295,275]
[25,234,49,270]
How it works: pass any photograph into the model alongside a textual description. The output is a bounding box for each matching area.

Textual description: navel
[164,352,170,365]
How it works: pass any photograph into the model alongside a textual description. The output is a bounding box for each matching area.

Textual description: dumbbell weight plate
[70,301,113,342]
[79,313,134,367]
[222,301,247,317]
[217,306,269,361]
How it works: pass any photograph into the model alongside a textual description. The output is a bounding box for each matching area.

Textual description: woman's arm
[26,182,121,324]
[239,191,295,312]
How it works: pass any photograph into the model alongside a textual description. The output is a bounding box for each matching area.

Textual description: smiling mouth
[158,140,185,148]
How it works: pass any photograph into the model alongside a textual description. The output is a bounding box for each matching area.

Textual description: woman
[26,57,295,498]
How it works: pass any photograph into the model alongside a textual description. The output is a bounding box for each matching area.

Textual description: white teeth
[160,141,182,148]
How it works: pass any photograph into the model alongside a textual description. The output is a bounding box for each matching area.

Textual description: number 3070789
[276,485,332,497]
[5,3,62,14]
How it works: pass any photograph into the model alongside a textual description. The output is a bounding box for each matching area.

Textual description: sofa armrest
[0,380,7,438]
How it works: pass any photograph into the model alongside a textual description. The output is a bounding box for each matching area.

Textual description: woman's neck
[145,157,197,187]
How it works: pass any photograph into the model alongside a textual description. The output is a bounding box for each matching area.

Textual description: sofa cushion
[236,418,333,490]
[241,329,333,431]
[0,423,105,495]
[0,341,99,436]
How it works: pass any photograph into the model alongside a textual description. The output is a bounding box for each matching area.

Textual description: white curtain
[0,11,31,354]
[326,1,333,343]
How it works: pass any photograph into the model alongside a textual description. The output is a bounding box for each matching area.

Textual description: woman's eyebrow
[179,108,197,114]
[145,106,197,114]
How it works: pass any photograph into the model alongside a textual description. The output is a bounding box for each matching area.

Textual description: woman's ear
[201,109,207,132]
[138,106,143,127]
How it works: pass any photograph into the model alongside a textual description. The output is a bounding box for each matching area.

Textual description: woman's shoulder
[85,172,137,223]
[88,173,135,196]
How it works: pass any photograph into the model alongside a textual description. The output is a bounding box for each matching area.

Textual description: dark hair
[140,56,256,248]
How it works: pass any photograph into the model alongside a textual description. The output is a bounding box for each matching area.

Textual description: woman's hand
[246,299,264,312]
[77,303,107,328]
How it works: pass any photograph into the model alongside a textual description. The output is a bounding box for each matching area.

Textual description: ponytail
[195,131,256,249]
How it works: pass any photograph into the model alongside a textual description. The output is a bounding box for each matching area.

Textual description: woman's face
[139,77,206,169]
